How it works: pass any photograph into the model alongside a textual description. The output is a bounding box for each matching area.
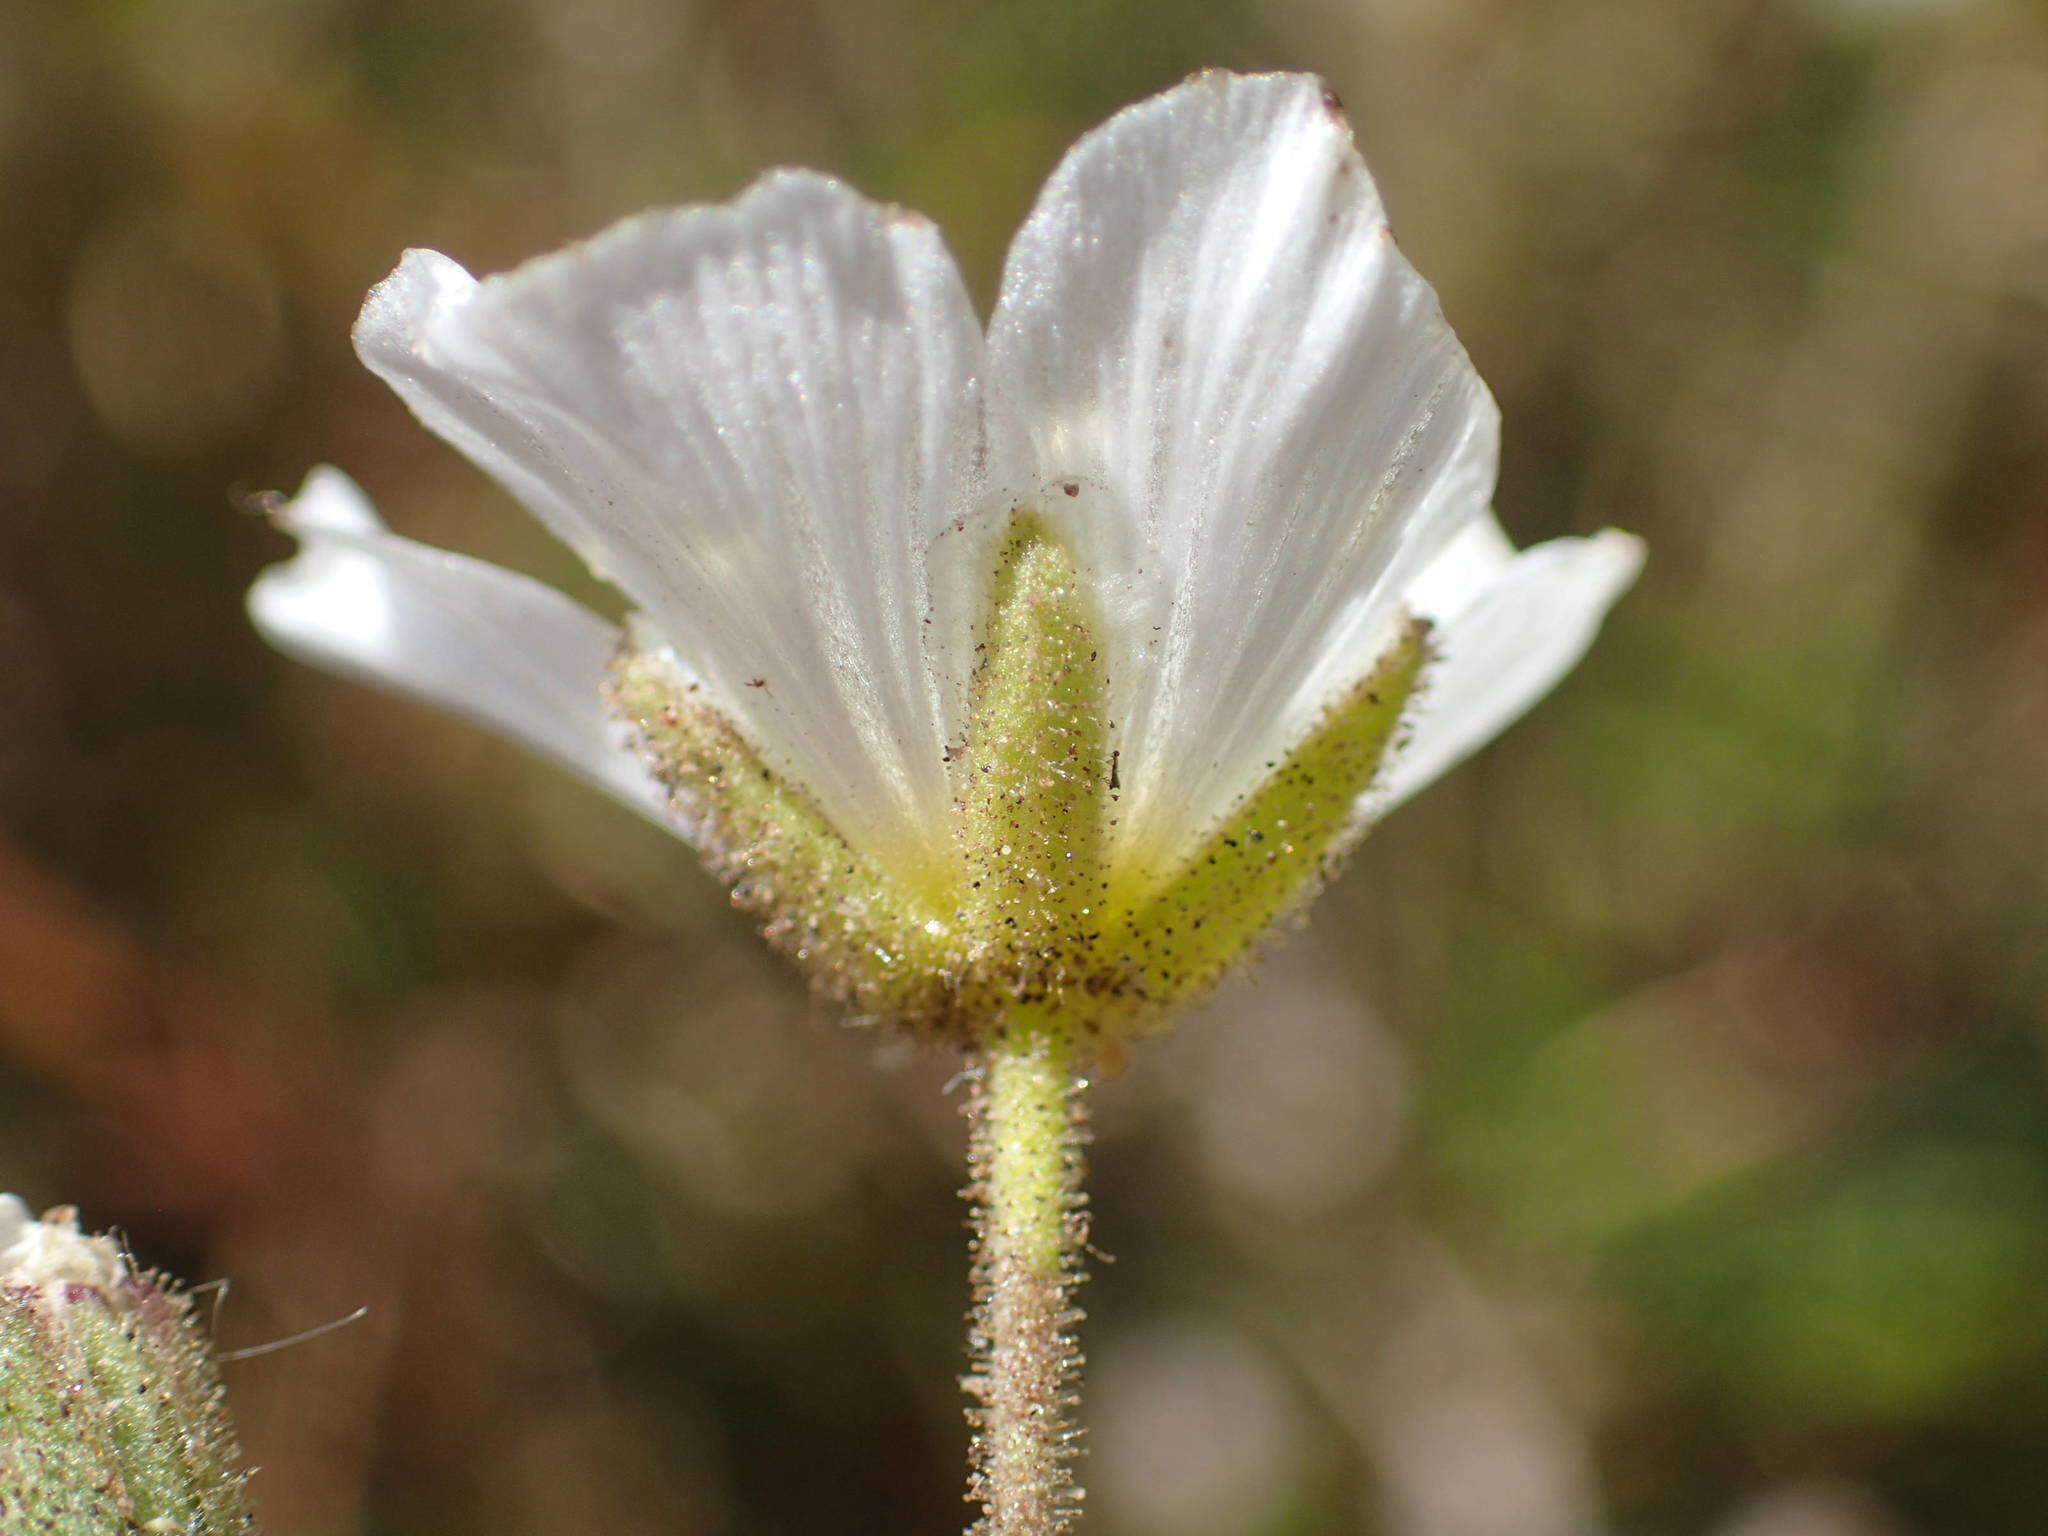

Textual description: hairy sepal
[1102,619,1431,1026]
[610,515,1432,1046]
[608,651,962,1028]
[952,516,1114,1023]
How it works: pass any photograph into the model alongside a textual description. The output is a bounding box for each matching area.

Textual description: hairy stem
[963,1012,1090,1536]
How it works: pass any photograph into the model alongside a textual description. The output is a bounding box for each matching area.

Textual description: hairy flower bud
[0,1196,255,1535]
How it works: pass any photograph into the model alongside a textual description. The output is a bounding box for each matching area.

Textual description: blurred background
[3,0,2047,1532]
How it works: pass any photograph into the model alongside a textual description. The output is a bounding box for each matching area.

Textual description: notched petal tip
[245,465,389,647]
[267,463,385,538]
[1124,68,1364,161]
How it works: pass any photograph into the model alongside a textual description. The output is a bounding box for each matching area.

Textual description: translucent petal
[987,70,1500,869]
[0,1194,30,1257]
[1401,509,1517,617]
[353,173,1003,871]
[1374,527,1646,812]
[247,467,675,826]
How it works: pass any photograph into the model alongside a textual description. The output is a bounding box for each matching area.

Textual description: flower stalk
[963,1012,1091,1536]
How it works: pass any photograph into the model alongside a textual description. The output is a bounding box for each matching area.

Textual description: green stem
[963,1011,1090,1536]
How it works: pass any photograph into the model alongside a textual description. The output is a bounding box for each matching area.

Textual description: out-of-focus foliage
[2,0,2046,1532]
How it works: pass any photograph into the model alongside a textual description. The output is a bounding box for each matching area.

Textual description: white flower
[249,71,1640,1022]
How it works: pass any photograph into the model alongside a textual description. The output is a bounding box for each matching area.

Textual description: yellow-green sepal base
[610,513,1432,1049]
[608,653,963,1028]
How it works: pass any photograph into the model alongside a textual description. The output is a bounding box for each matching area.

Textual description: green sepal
[611,515,1432,1049]
[608,651,963,1029]
[953,515,1113,1015]
[1103,618,1431,1026]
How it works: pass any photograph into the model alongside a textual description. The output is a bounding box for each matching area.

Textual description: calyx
[610,512,1430,1047]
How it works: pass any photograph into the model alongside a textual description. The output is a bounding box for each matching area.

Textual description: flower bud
[0,1195,255,1534]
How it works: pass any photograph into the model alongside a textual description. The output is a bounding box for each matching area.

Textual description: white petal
[0,1194,31,1256]
[987,70,1500,868]
[1400,509,1517,618]
[1372,529,1646,812]
[248,467,675,827]
[354,174,1001,871]
[0,1200,125,1292]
